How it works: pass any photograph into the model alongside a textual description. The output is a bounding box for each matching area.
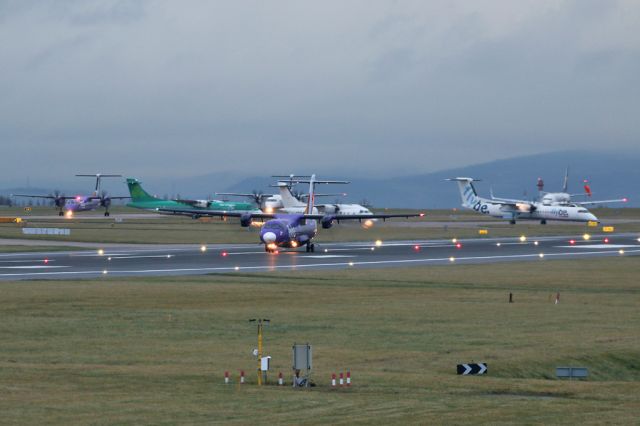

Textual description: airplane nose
[262,232,277,244]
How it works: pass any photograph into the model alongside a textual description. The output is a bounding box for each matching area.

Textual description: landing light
[291,241,298,248]
[65,211,73,218]
[419,213,425,217]
[265,207,274,214]
[519,235,527,242]
[363,219,374,229]
[267,243,278,250]
[200,245,207,252]
[583,233,591,241]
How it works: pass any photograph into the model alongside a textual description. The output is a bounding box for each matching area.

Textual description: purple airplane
[12,174,129,217]
[159,175,424,253]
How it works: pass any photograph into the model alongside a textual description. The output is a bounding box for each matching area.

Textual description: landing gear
[58,211,64,216]
[509,220,516,225]
[540,219,546,225]
[104,211,110,217]
[305,243,315,253]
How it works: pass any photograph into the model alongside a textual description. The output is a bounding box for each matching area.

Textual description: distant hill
[1,150,637,208]
[219,150,639,208]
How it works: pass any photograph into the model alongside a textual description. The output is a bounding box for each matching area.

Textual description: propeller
[99,190,111,208]
[49,190,66,208]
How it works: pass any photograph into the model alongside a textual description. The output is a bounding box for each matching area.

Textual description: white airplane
[448,177,599,225]
[274,177,374,218]
[531,169,628,206]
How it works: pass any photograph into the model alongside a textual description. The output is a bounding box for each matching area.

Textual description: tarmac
[1,233,638,280]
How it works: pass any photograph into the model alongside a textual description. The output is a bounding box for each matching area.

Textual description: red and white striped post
[346,371,351,387]
[278,372,284,386]
[240,370,245,384]
[339,372,344,387]
[331,373,336,388]
[224,371,230,384]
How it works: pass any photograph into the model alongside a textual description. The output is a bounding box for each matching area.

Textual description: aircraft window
[264,222,285,231]
[578,209,588,213]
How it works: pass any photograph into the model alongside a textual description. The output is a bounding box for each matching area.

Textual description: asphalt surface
[1,233,638,280]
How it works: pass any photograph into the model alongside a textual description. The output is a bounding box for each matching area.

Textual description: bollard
[224,371,230,384]
[331,373,336,388]
[346,371,351,387]
[240,370,245,384]
[339,372,344,387]
[278,372,283,386]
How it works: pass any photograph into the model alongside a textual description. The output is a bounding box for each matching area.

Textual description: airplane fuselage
[466,198,597,222]
[259,214,318,251]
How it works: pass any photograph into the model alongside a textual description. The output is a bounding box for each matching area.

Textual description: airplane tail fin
[126,178,159,202]
[276,182,305,208]
[446,177,481,208]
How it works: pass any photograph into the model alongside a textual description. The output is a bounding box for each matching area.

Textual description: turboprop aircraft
[125,178,259,214]
[158,175,423,252]
[12,174,129,217]
[448,177,599,225]
[529,169,628,206]
[272,177,374,217]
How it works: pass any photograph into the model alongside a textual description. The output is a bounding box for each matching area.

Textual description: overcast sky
[1,0,638,186]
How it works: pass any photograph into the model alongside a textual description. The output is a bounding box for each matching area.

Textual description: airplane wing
[574,198,628,206]
[156,207,275,220]
[11,194,59,199]
[303,212,425,222]
[173,198,213,206]
[215,193,271,198]
[87,196,130,200]
[489,188,527,204]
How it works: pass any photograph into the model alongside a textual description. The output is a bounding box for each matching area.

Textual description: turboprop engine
[321,216,335,229]
[240,213,253,227]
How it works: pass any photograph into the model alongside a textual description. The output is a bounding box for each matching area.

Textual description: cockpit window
[578,209,588,213]
[264,221,286,231]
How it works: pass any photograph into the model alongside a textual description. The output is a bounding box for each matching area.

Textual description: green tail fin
[126,178,158,202]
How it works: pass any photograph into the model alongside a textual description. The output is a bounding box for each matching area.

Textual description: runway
[1,233,638,280]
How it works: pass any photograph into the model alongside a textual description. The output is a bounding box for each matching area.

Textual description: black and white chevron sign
[457,363,487,375]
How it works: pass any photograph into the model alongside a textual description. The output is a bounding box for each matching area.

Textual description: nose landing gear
[305,243,315,253]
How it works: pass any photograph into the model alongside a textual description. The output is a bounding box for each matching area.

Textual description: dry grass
[1,258,639,424]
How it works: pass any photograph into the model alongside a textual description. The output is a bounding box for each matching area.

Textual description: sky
[1,0,639,187]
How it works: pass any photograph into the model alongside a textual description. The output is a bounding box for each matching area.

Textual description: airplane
[448,177,599,225]
[217,175,347,213]
[12,174,129,217]
[157,174,424,252]
[272,176,374,217]
[531,168,628,206]
[125,178,260,215]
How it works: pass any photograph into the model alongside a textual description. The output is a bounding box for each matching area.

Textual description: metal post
[249,318,270,386]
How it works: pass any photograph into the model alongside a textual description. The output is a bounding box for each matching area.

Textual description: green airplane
[126,178,259,214]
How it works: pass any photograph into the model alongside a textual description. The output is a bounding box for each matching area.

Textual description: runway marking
[0,265,69,269]
[1,248,638,278]
[556,244,638,249]
[107,255,175,260]
[304,255,354,259]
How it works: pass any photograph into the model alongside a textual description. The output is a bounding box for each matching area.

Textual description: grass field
[1,258,638,424]
[0,207,638,245]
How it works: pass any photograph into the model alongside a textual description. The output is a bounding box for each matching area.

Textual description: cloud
[0,0,638,184]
